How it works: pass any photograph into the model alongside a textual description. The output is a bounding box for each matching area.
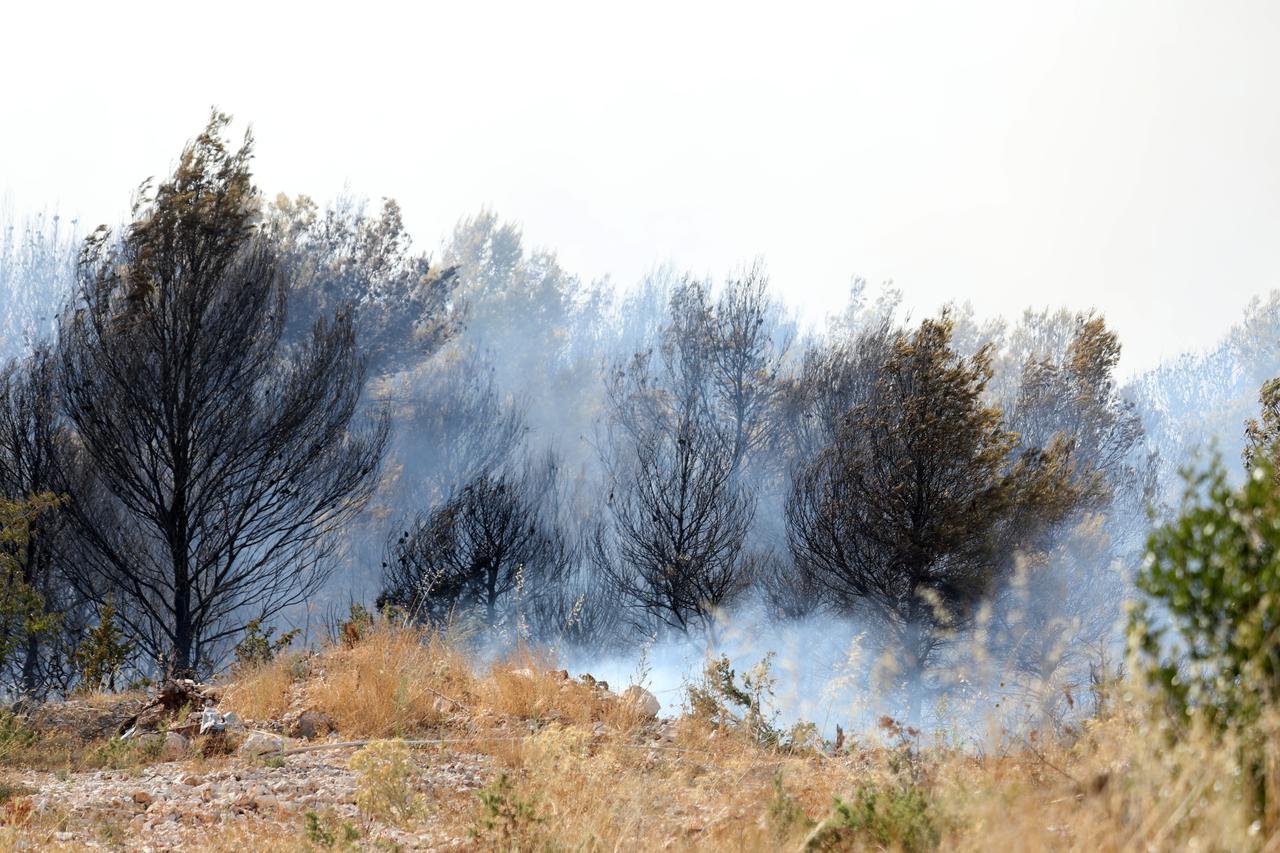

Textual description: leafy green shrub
[74,598,134,693]
[0,496,61,676]
[1129,456,1280,728]
[233,618,301,670]
[686,653,780,745]
[808,783,939,852]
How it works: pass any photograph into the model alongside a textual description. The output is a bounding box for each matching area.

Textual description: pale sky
[3,0,1278,373]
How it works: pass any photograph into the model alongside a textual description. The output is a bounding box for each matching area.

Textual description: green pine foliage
[0,495,60,676]
[73,598,134,693]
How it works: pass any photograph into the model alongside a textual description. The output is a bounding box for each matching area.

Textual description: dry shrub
[349,739,423,827]
[311,621,473,738]
[477,650,650,735]
[942,701,1269,852]
[483,656,591,724]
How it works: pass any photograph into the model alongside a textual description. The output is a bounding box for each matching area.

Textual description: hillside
[0,620,1266,852]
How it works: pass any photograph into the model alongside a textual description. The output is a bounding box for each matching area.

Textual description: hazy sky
[3,0,1278,373]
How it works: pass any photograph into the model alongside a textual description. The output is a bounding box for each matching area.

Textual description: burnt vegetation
[0,110,1275,729]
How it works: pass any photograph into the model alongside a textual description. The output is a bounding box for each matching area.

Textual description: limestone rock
[283,709,333,740]
[236,731,293,757]
[161,731,190,760]
[622,685,660,718]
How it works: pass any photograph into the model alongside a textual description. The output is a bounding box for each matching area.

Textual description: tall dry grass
[310,622,475,737]
[220,655,300,721]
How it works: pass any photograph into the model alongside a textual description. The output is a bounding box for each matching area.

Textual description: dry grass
[220,654,301,721]
[310,621,475,738]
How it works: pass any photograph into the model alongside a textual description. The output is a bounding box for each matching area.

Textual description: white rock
[198,707,224,735]
[162,731,190,760]
[237,731,289,756]
[622,685,661,717]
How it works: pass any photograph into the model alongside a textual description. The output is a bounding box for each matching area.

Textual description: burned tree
[265,194,459,377]
[57,113,388,676]
[387,349,527,506]
[379,456,568,630]
[702,263,790,468]
[786,315,1083,693]
[595,279,759,635]
[993,314,1150,694]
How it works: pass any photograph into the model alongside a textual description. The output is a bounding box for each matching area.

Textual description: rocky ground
[11,746,492,851]
[0,667,670,851]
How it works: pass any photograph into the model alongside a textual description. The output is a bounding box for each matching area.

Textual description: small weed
[303,809,361,849]
[472,772,540,847]
[86,735,159,769]
[305,810,335,846]
[96,817,128,849]
[0,712,37,764]
[0,782,34,806]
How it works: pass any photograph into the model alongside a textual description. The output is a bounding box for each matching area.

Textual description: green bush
[808,783,939,852]
[1129,456,1280,728]
[303,809,360,849]
[686,653,781,746]
[233,617,300,670]
[0,496,61,676]
[74,598,134,693]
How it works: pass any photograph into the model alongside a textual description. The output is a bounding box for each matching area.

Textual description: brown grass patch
[310,622,474,738]
[220,654,299,721]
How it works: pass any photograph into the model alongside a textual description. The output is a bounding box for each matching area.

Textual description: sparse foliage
[232,618,300,671]
[0,496,60,684]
